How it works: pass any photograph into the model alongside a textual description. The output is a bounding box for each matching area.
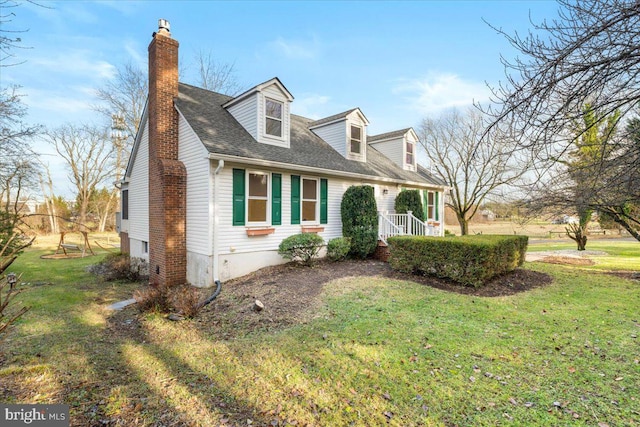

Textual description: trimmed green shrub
[327,237,351,262]
[278,233,325,265]
[395,190,425,221]
[388,234,528,287]
[341,185,378,258]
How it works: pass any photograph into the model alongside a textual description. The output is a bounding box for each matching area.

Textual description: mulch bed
[537,255,595,266]
[190,259,553,338]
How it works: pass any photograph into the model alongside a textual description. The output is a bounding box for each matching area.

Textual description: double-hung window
[302,178,318,222]
[350,125,362,154]
[427,191,435,220]
[265,98,283,138]
[121,189,129,220]
[233,169,282,226]
[406,141,414,165]
[248,172,269,223]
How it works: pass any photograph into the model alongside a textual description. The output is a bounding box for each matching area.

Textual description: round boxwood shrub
[327,237,351,262]
[278,233,324,265]
[341,185,378,258]
[394,189,425,221]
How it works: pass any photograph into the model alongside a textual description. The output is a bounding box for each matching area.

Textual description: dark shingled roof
[308,108,359,128]
[175,82,445,187]
[417,165,448,187]
[368,128,412,142]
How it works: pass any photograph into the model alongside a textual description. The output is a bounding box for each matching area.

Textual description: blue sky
[4,0,558,196]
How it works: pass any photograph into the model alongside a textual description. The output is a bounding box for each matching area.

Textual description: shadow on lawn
[1,300,280,426]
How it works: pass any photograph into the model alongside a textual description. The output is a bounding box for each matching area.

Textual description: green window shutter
[291,175,300,225]
[272,173,282,225]
[232,169,245,226]
[320,178,328,224]
[422,190,429,220]
[435,191,439,221]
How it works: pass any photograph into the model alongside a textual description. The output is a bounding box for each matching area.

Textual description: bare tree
[45,124,115,228]
[487,0,640,239]
[419,108,528,235]
[193,49,242,96]
[38,162,59,234]
[90,187,117,232]
[94,62,147,144]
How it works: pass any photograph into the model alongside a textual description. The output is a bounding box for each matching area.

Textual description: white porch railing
[378,210,440,244]
[378,213,405,245]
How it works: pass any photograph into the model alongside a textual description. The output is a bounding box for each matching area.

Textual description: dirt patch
[538,255,596,266]
[607,271,640,281]
[40,253,94,260]
[190,260,552,338]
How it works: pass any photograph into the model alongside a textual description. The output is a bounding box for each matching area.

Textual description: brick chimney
[148,19,187,287]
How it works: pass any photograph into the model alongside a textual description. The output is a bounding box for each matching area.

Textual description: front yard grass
[1,241,639,426]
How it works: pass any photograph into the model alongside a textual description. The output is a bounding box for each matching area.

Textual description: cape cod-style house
[118,20,447,288]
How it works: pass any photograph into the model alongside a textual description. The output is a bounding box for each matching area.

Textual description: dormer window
[350,125,362,154]
[265,98,283,138]
[406,140,414,165]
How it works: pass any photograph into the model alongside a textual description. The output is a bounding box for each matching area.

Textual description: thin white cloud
[124,39,147,69]
[393,73,490,116]
[30,49,116,80]
[291,93,331,120]
[268,36,321,60]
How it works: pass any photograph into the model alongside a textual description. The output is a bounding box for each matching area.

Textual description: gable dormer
[368,127,419,171]
[309,108,370,162]
[223,77,294,148]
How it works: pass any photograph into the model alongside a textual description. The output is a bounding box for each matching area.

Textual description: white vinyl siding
[217,164,347,256]
[374,184,400,213]
[128,122,149,244]
[369,136,404,167]
[178,113,212,256]
[227,93,259,140]
[311,121,347,156]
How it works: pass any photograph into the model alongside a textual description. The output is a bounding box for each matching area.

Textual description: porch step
[374,240,391,262]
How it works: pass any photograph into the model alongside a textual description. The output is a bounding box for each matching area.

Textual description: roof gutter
[207,152,443,189]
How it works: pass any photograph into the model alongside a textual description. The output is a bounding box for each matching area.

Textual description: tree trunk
[458,216,469,235]
[97,190,117,232]
[566,223,588,251]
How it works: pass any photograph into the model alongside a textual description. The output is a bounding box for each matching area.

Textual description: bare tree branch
[45,124,115,229]
[419,108,530,235]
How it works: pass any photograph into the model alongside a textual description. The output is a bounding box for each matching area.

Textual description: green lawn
[528,240,640,271]
[1,241,639,426]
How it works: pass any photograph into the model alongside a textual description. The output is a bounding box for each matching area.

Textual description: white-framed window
[350,124,362,154]
[427,191,435,220]
[406,140,414,165]
[265,98,283,138]
[142,241,148,254]
[302,177,319,223]
[247,171,269,223]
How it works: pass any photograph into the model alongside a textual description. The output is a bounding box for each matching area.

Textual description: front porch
[378,211,443,245]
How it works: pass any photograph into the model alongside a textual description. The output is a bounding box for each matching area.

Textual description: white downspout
[212,159,225,282]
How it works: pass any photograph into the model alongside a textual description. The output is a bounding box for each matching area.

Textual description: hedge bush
[278,233,325,265]
[341,185,378,258]
[387,234,528,287]
[327,237,351,262]
[395,189,425,221]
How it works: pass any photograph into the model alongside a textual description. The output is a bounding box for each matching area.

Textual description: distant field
[444,220,630,239]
